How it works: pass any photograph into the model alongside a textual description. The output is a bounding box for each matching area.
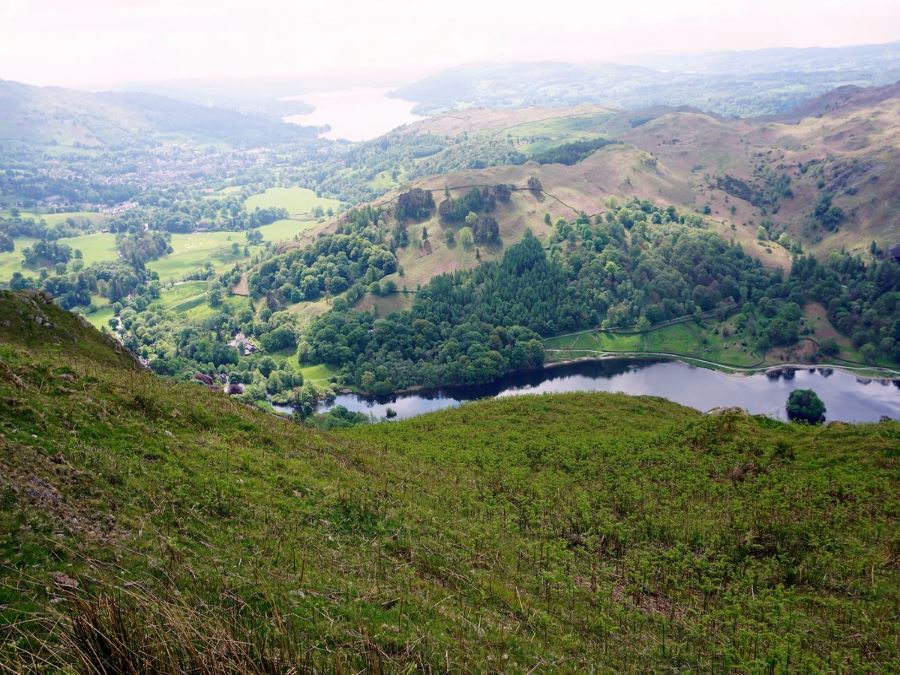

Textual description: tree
[786,389,826,424]
[818,338,840,357]
[459,227,474,250]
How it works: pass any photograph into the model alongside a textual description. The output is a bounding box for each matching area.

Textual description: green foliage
[248,207,396,306]
[531,137,616,165]
[786,388,826,424]
[394,187,435,222]
[810,192,846,232]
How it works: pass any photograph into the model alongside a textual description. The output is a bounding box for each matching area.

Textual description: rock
[51,572,79,590]
[706,406,747,416]
[59,373,76,382]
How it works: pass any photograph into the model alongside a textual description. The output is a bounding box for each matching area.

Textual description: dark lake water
[311,359,900,423]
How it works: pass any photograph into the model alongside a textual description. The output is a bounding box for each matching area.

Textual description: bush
[786,389,826,424]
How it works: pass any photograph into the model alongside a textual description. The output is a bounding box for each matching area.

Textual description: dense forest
[247,206,396,305]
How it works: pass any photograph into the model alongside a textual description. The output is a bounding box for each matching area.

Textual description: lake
[282,87,422,141]
[312,359,900,423]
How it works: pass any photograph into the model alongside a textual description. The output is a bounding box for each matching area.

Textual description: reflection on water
[282,87,421,141]
[312,359,900,423]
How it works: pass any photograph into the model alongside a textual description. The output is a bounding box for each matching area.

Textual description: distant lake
[310,359,900,423]
[282,87,422,141]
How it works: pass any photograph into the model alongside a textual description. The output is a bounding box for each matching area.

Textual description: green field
[545,320,763,367]
[506,112,616,154]
[0,237,38,281]
[1,291,897,671]
[152,280,250,321]
[244,187,341,217]
[60,232,119,266]
[0,232,118,282]
[147,231,260,282]
[0,210,105,227]
[300,363,338,382]
[82,303,115,329]
[255,218,316,243]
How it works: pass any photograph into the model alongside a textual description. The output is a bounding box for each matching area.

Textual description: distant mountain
[391,42,900,117]
[629,41,900,76]
[0,79,318,149]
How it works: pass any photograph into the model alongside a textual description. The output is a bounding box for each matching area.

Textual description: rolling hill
[0,79,317,149]
[391,42,900,117]
[1,289,898,670]
[299,81,900,308]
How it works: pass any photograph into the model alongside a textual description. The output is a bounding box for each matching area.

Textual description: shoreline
[542,350,900,380]
[319,352,900,405]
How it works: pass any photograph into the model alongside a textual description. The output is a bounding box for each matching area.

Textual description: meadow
[255,218,317,242]
[147,231,260,282]
[0,232,119,280]
[544,320,765,368]
[244,186,342,218]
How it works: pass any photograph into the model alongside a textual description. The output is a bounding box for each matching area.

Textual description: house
[228,332,259,355]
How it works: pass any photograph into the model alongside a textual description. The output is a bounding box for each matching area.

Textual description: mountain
[0,79,318,149]
[0,289,897,670]
[391,42,900,117]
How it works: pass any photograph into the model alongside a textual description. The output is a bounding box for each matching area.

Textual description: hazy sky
[3,0,899,88]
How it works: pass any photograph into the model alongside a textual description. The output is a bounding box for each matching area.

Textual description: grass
[0,290,898,671]
[82,304,115,330]
[545,320,763,368]
[0,211,105,227]
[0,232,118,282]
[0,237,38,281]
[147,232,260,282]
[150,281,250,322]
[506,112,617,154]
[300,363,338,382]
[244,187,342,218]
[255,218,317,243]
[58,232,119,266]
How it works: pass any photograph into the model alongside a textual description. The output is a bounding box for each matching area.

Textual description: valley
[1,77,898,420]
[1,11,900,671]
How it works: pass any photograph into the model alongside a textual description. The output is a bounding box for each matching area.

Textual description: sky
[2,0,899,89]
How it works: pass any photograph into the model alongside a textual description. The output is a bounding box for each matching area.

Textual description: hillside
[0,79,316,149]
[307,81,900,304]
[1,289,898,671]
[392,42,900,117]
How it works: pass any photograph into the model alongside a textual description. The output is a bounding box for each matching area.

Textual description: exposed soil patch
[231,272,249,297]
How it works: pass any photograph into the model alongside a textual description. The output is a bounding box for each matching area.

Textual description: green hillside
[0,290,897,671]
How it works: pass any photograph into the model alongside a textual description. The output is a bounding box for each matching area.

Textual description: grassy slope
[0,291,897,671]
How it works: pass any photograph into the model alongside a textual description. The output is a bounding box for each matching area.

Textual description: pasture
[147,231,260,282]
[244,187,341,218]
